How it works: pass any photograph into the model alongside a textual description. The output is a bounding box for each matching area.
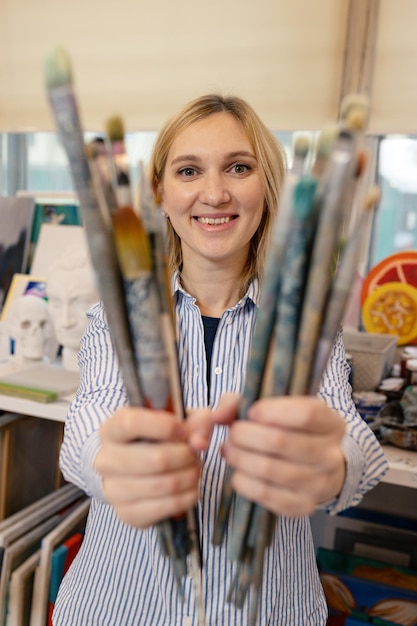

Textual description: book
[0,363,79,403]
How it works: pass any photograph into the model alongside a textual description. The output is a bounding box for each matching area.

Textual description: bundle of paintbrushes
[213,94,380,625]
[43,47,206,625]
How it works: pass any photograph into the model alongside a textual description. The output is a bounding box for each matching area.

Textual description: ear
[152,177,163,205]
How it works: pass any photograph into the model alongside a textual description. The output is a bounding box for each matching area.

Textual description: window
[2,129,414,279]
[371,136,417,266]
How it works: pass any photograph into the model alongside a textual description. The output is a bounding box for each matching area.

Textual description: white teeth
[197,216,233,225]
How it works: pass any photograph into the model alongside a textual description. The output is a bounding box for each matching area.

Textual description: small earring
[161,209,168,218]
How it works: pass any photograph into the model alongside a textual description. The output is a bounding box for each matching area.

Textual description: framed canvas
[0,197,35,309]
[0,496,88,625]
[1,274,48,324]
[0,515,66,625]
[30,499,90,626]
[6,550,40,626]
[16,193,81,273]
[29,224,88,278]
[0,483,84,549]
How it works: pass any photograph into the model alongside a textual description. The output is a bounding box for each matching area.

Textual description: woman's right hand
[94,406,201,528]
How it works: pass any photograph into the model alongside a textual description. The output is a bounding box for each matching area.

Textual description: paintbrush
[212,144,307,549]
[107,146,204,620]
[105,114,134,208]
[84,137,116,228]
[102,156,193,588]
[308,185,380,394]
[289,95,369,395]
[310,124,338,184]
[271,176,318,395]
[43,46,143,408]
[137,163,206,625]
[43,49,179,569]
[227,175,319,620]
[216,152,317,540]
[43,47,198,609]
[214,95,371,622]
[217,172,318,618]
[101,117,174,411]
[213,148,318,615]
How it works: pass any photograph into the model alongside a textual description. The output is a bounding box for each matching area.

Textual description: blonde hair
[149,93,287,291]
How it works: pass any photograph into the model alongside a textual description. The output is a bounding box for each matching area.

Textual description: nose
[199,171,231,207]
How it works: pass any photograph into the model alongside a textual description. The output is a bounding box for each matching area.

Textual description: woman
[53,94,388,625]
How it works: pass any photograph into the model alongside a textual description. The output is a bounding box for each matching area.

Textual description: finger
[100,407,187,444]
[115,488,199,528]
[95,441,198,476]
[210,392,240,425]
[223,438,339,494]
[227,420,343,465]
[186,408,214,451]
[186,394,240,451]
[103,463,201,505]
[231,471,317,517]
[248,396,346,437]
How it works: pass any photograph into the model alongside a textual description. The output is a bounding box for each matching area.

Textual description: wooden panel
[0,0,348,131]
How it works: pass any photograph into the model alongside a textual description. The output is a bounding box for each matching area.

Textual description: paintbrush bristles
[315,125,338,160]
[292,134,310,159]
[44,46,73,89]
[291,134,311,174]
[105,113,132,204]
[339,93,370,132]
[112,208,152,278]
[106,115,125,145]
[310,125,338,180]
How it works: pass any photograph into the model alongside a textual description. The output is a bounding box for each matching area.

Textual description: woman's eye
[231,163,250,174]
[178,167,197,177]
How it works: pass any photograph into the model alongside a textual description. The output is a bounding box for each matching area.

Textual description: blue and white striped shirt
[53,274,388,626]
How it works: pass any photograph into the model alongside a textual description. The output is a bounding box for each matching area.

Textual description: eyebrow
[170,150,257,166]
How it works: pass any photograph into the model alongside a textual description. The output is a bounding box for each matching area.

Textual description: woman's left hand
[207,393,346,517]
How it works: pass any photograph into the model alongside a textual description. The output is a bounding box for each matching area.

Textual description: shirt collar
[171,270,259,307]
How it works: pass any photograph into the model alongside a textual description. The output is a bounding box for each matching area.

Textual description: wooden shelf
[0,361,77,422]
[0,393,69,422]
[381,444,417,489]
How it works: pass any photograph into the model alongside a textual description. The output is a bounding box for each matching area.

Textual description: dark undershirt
[202,315,220,401]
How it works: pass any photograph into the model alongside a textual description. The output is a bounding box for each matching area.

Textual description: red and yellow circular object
[361,250,417,304]
[361,250,417,344]
[362,281,417,345]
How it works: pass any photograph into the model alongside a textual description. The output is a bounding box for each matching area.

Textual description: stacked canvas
[0,483,89,626]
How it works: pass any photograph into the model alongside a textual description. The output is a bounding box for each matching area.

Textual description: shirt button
[214,366,222,375]
[226,317,233,325]
[183,618,192,626]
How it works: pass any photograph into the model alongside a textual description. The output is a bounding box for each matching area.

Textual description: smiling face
[158,112,265,273]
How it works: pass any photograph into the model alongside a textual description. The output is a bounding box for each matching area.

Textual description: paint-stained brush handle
[44,47,143,407]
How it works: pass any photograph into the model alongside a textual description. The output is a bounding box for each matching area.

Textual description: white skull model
[8,294,53,362]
